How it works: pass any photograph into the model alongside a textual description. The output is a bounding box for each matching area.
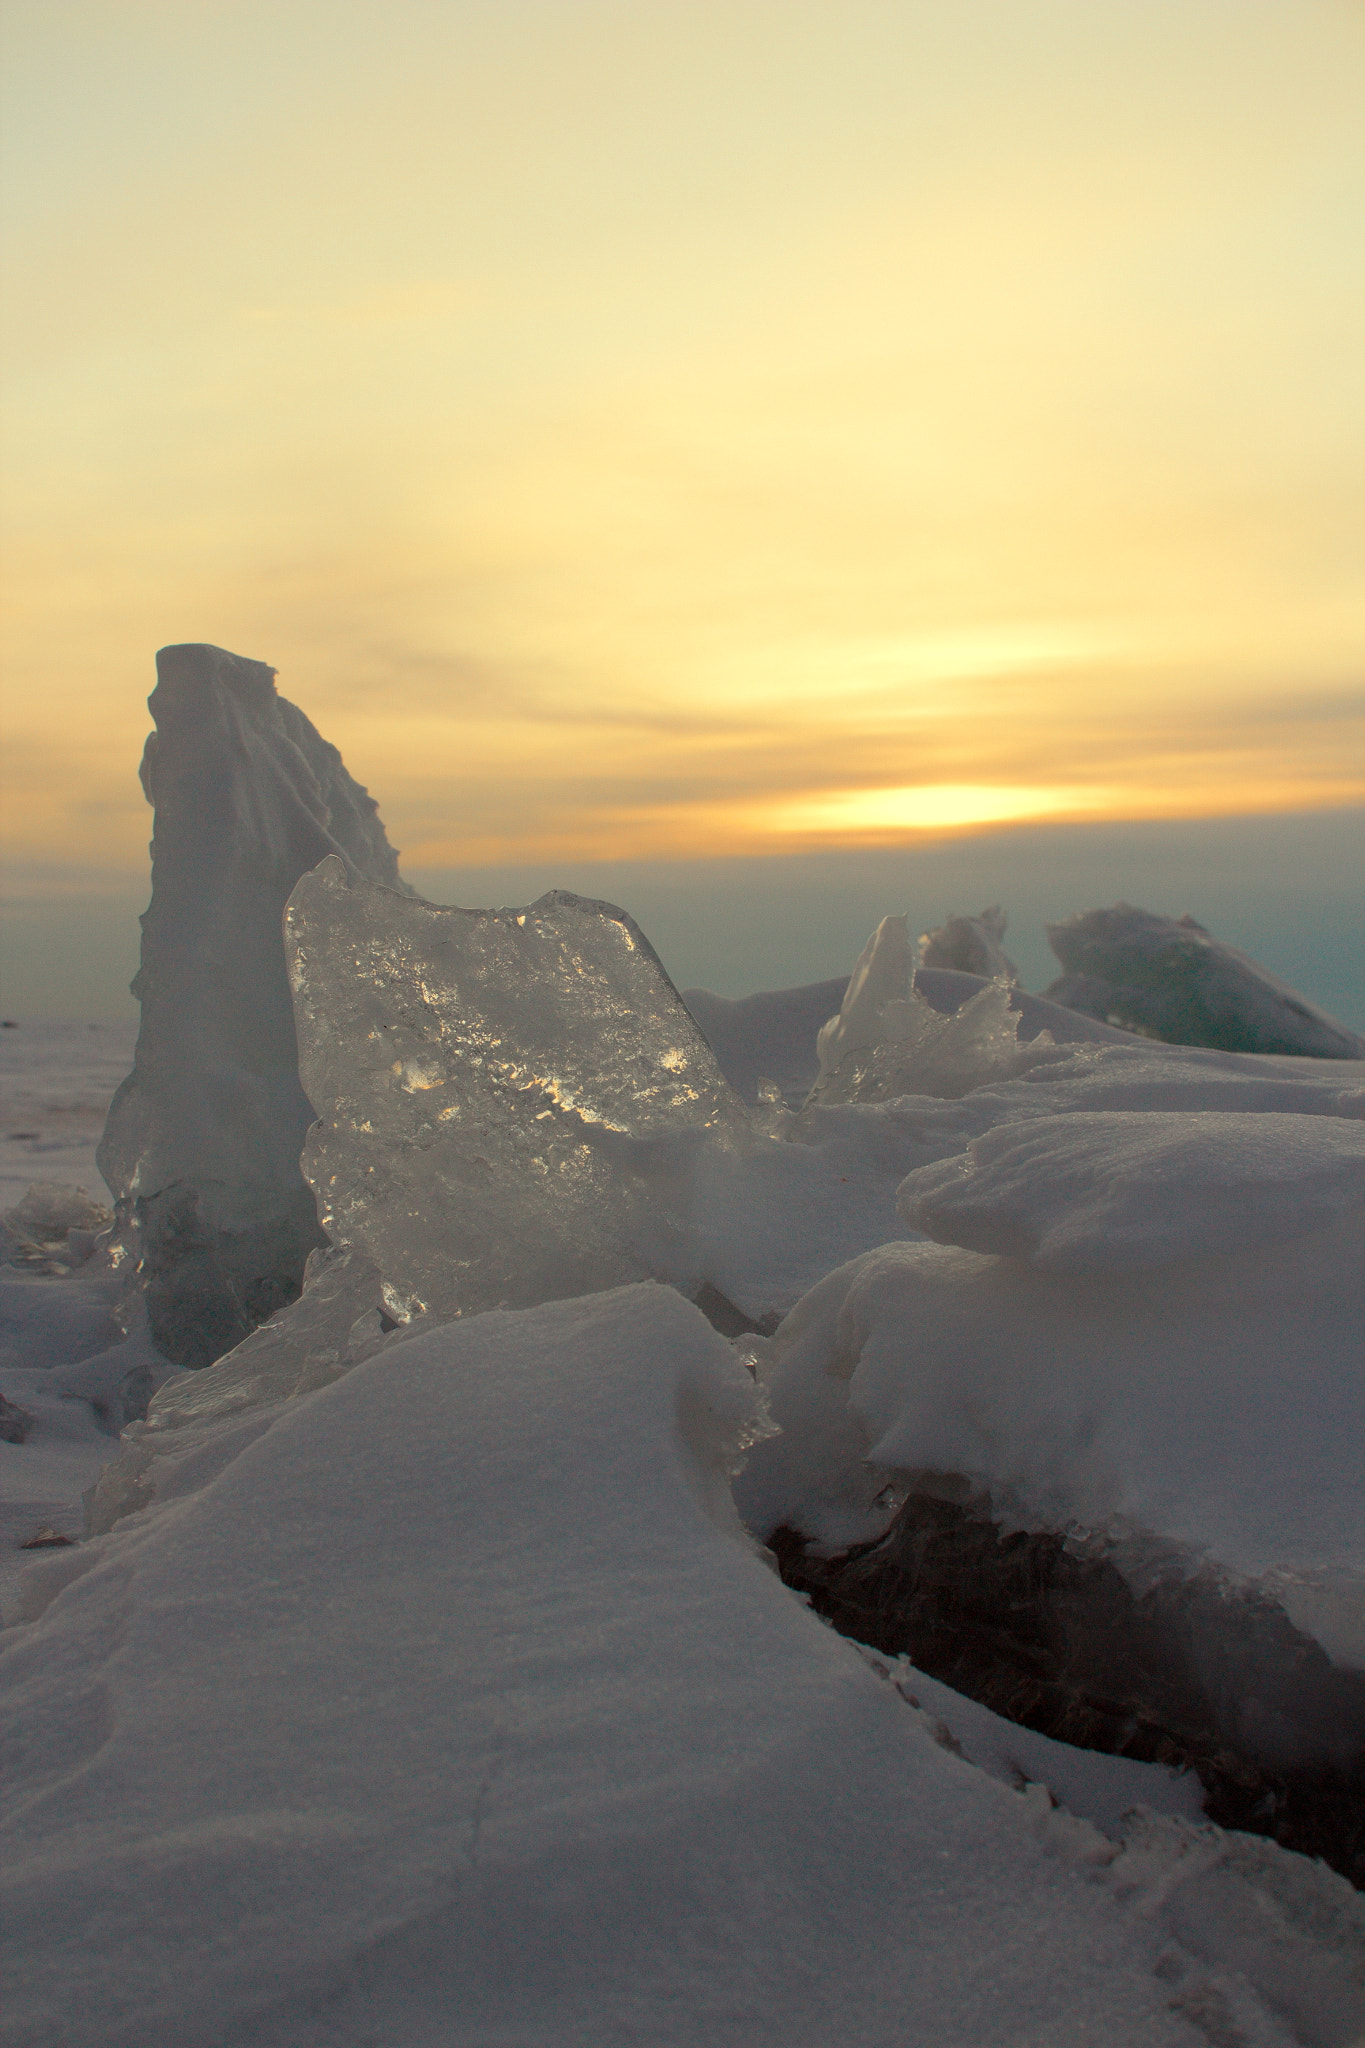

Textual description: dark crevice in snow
[690,1280,781,1340]
[768,1500,1365,1888]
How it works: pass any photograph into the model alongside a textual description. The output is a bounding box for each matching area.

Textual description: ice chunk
[1044,902,1365,1058]
[684,969,1141,1106]
[917,904,1018,982]
[0,1183,111,1272]
[285,856,750,1324]
[807,914,1056,1108]
[97,645,411,1367]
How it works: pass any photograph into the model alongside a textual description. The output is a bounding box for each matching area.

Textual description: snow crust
[7,1282,1343,2048]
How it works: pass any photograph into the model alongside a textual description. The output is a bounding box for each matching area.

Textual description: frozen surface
[1044,903,1365,1059]
[287,857,749,1324]
[7,900,1365,2041]
[96,645,410,1366]
[7,1281,1346,2048]
[0,1020,136,1213]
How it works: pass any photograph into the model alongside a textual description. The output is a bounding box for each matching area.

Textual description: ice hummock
[285,856,751,1325]
[97,645,411,1367]
[1043,902,1365,1059]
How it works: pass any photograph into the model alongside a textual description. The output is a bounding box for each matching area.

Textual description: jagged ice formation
[97,644,411,1367]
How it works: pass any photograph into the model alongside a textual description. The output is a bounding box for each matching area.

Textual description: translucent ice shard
[97,644,411,1366]
[1043,902,1365,1058]
[286,857,751,1323]
[917,904,1018,983]
[806,914,1056,1108]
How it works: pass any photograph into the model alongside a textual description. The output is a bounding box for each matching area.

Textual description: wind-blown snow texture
[97,645,410,1367]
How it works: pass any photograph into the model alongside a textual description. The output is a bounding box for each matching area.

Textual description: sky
[1,0,1362,1012]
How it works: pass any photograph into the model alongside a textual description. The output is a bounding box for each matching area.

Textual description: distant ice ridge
[97,644,411,1367]
[1043,902,1365,1059]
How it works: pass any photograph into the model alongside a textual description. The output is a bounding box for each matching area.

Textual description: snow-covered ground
[4,988,1365,2047]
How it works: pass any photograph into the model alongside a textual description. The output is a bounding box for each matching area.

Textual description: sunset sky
[1,1,1362,1009]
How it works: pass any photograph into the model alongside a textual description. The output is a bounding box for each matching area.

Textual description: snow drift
[11,1284,1362,2048]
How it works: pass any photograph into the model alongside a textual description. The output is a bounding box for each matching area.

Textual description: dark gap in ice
[768,1500,1365,1887]
[689,1281,782,1340]
[0,1391,34,1443]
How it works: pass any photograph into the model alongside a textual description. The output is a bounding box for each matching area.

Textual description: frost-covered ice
[10,1282,1361,2048]
[286,857,748,1324]
[97,645,410,1366]
[1044,902,1365,1059]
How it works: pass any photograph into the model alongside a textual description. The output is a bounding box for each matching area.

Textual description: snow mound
[738,1167,1365,1676]
[0,1284,1264,2048]
[1044,903,1365,1059]
[897,1109,1365,1271]
[97,644,411,1368]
